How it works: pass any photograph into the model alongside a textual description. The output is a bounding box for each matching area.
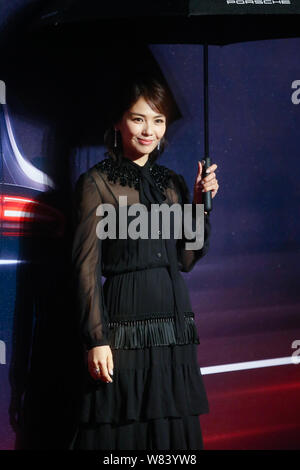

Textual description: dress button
[157,252,161,258]
[158,230,161,234]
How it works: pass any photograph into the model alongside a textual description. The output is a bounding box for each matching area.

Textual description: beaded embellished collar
[95,156,172,192]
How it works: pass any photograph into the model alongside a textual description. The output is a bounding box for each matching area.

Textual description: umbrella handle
[202,156,212,213]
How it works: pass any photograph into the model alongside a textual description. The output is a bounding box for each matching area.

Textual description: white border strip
[201,356,300,375]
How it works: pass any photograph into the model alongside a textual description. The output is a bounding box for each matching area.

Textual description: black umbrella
[189,0,300,212]
[18,0,300,212]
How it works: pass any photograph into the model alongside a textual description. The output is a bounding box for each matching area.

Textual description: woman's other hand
[193,160,219,206]
[88,345,114,383]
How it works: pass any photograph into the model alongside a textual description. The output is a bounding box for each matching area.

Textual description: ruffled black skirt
[69,415,204,450]
[69,343,209,450]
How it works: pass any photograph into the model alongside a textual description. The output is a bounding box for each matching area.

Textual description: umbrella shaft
[203,41,209,159]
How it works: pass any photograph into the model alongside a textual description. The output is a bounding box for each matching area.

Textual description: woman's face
[115,96,167,159]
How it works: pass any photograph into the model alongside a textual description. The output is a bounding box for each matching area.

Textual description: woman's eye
[133,118,164,123]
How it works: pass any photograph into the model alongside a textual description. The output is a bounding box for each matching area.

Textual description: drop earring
[114,128,118,148]
[157,140,160,151]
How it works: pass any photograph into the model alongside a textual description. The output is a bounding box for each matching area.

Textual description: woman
[69,75,219,450]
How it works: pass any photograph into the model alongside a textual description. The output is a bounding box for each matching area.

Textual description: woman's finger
[202,182,219,197]
[99,358,113,384]
[107,351,114,379]
[202,172,216,184]
[201,179,218,190]
[200,163,217,181]
[207,163,218,173]
[201,178,218,185]
[88,361,102,380]
[194,161,202,185]
[202,182,218,191]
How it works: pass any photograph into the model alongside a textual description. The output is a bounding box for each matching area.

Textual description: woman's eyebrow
[129,112,164,118]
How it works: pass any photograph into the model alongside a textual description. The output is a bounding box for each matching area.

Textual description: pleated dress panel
[69,155,211,450]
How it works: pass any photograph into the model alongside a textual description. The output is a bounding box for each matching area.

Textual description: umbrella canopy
[23,0,300,44]
[189,0,300,44]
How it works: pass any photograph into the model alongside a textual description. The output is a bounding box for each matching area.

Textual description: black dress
[69,154,211,450]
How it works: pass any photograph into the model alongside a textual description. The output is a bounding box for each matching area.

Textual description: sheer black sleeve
[175,173,211,273]
[72,171,110,350]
